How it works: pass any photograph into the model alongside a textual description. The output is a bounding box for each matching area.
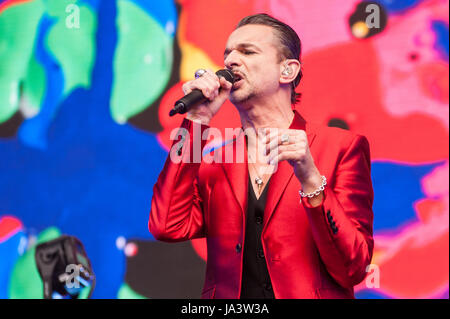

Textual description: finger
[265,135,279,156]
[264,129,292,155]
[265,129,306,153]
[201,73,221,100]
[203,71,220,87]
[189,69,219,97]
[202,70,221,88]
[262,128,280,145]
[268,150,298,166]
[212,72,233,98]
[219,76,232,91]
[266,144,299,163]
[183,79,212,98]
[196,83,214,100]
[182,82,193,95]
[198,79,219,100]
[264,128,289,144]
[214,77,230,98]
[204,69,217,78]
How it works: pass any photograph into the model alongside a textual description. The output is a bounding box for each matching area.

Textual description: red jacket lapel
[220,130,248,218]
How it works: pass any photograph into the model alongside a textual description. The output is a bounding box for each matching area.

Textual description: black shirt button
[255,216,263,224]
[258,249,265,258]
[235,243,242,253]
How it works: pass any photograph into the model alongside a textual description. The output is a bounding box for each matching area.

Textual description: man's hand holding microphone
[169,69,235,125]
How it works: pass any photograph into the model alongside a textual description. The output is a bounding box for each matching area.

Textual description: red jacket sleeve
[302,134,374,288]
[148,118,209,242]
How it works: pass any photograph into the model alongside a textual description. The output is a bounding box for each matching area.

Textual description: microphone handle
[170,89,205,116]
[169,69,234,117]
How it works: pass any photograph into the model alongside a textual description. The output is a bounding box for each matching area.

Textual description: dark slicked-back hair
[236,13,302,104]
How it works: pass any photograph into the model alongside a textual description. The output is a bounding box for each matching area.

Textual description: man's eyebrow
[224,43,260,57]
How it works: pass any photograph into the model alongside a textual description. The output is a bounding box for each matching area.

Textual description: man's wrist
[298,171,326,208]
[186,113,212,125]
[298,171,323,193]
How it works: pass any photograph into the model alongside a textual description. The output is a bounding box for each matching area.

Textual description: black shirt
[240,174,275,299]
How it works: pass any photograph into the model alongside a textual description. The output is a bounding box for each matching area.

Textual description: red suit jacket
[149,111,374,299]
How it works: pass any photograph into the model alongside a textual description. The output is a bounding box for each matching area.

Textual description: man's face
[224,24,283,105]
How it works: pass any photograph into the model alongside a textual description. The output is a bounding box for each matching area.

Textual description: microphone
[169,69,235,117]
[35,235,95,299]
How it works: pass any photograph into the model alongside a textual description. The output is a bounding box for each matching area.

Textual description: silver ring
[281,133,290,144]
[194,69,207,79]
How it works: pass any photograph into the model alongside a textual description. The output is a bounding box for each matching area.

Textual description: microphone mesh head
[216,69,235,84]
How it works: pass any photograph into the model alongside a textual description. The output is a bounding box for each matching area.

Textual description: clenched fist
[263,128,324,206]
[182,69,233,125]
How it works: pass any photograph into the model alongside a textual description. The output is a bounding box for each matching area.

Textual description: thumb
[217,76,232,98]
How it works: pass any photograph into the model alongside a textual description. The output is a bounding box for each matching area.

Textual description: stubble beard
[229,85,256,105]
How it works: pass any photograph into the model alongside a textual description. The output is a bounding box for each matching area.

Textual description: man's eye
[243,50,255,55]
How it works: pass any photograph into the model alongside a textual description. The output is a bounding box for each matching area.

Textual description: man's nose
[224,51,241,69]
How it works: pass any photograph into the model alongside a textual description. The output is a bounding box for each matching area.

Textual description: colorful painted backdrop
[0,0,448,299]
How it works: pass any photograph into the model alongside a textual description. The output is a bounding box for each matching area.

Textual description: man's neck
[238,101,295,135]
[237,100,294,158]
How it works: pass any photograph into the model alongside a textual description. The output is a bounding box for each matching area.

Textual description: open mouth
[232,72,244,88]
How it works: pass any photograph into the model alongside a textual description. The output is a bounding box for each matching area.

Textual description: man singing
[149,13,374,299]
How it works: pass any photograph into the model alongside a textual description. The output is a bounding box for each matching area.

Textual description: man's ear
[280,59,301,84]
